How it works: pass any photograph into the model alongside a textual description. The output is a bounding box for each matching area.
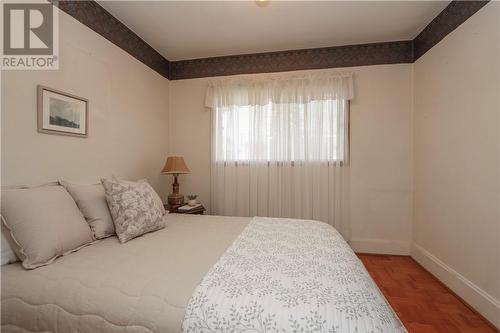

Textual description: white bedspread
[182,217,406,333]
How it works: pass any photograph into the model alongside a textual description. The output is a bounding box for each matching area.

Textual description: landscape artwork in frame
[37,85,88,137]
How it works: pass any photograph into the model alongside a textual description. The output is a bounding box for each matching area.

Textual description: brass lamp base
[167,173,184,212]
[168,193,184,212]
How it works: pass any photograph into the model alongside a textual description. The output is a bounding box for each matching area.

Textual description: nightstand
[165,204,205,215]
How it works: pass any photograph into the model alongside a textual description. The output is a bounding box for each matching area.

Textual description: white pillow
[1,185,95,269]
[0,183,58,266]
[59,180,115,239]
[1,228,18,265]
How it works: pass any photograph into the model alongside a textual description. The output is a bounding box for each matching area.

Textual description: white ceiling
[98,1,450,61]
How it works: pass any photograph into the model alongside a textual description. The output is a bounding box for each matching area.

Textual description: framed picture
[37,85,89,137]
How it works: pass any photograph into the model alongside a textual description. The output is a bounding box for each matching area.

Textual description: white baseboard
[411,243,500,329]
[350,238,410,255]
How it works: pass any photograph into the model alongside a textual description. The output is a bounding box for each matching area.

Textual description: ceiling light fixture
[255,0,270,8]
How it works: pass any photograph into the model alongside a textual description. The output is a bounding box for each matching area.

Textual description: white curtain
[207,72,353,238]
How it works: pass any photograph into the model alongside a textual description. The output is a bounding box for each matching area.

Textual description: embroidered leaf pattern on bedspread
[182,217,406,333]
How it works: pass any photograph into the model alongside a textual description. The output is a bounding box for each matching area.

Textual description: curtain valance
[205,72,354,108]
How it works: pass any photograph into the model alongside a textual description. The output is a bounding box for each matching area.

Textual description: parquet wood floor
[358,254,498,333]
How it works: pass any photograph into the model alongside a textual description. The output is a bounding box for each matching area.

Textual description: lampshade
[161,156,190,174]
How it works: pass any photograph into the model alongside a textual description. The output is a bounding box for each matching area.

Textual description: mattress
[1,214,249,333]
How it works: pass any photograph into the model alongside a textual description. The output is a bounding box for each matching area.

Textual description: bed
[1,214,406,333]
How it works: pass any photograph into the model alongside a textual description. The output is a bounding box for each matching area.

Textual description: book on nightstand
[167,203,205,215]
[178,203,202,211]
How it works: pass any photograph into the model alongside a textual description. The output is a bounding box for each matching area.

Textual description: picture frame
[37,85,89,138]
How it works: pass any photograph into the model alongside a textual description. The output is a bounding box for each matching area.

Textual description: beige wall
[2,2,497,325]
[413,3,499,326]
[1,9,171,198]
[169,64,414,255]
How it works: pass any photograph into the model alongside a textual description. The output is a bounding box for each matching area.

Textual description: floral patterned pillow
[101,179,166,243]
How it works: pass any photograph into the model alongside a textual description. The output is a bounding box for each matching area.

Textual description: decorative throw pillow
[101,179,166,243]
[1,185,95,269]
[59,180,115,239]
[111,177,166,209]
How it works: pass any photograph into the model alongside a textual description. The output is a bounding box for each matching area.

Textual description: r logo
[3,3,53,55]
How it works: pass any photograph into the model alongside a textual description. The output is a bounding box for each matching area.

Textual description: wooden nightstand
[165,204,205,215]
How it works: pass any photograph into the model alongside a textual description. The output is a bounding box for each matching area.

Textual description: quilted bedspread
[182,217,406,333]
[2,215,405,333]
[1,214,249,333]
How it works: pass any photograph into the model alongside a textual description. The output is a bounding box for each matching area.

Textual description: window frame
[213,100,351,166]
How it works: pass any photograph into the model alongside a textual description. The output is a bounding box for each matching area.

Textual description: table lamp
[161,156,190,211]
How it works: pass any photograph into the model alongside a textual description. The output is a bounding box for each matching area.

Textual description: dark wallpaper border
[169,41,414,80]
[53,0,490,80]
[52,0,170,79]
[413,1,490,61]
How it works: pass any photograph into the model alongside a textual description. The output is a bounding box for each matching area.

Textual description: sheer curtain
[206,73,353,238]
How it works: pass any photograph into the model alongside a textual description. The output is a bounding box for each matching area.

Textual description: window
[213,100,349,164]
[208,74,353,229]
